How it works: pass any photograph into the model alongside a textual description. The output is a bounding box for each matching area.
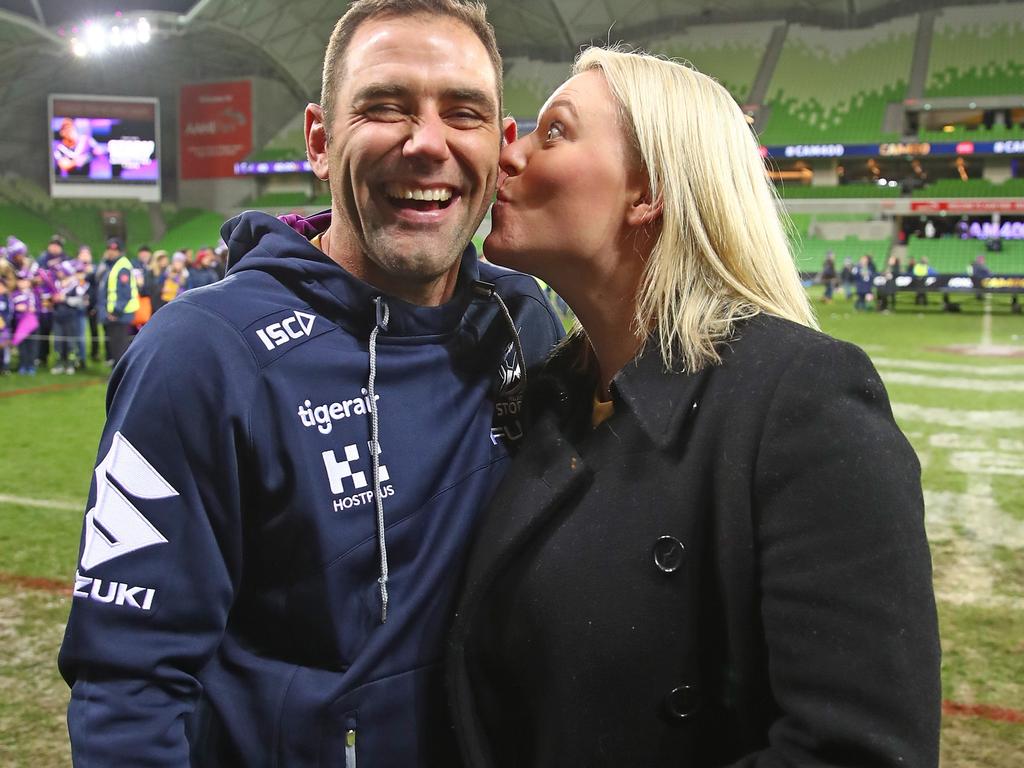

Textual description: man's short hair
[320,0,503,138]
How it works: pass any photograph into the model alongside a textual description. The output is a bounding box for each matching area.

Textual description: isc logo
[256,311,316,351]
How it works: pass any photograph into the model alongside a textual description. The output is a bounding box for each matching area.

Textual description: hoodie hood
[221,209,482,338]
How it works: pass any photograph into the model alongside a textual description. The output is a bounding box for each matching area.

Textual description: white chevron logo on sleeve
[81,431,179,571]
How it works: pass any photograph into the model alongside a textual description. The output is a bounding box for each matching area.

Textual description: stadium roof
[0,1,1015,60]
[0,0,1015,192]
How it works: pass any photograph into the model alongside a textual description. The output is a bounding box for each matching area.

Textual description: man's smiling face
[310,13,502,303]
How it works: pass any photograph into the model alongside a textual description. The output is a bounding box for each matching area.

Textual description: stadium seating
[760,17,916,145]
[776,184,901,198]
[926,4,1024,98]
[918,123,1024,143]
[0,204,54,254]
[906,235,1024,273]
[245,191,313,209]
[912,178,1024,197]
[791,236,891,274]
[0,175,226,257]
[152,209,226,253]
[785,212,880,238]
[646,22,778,102]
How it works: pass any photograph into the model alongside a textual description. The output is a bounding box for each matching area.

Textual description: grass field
[1,291,1022,765]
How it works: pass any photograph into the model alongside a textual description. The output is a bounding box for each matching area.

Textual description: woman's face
[486,70,639,281]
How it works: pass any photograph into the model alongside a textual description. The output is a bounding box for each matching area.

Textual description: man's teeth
[385,186,453,202]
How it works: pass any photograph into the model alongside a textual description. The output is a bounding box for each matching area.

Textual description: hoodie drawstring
[369,296,390,623]
[473,280,528,395]
[366,284,527,625]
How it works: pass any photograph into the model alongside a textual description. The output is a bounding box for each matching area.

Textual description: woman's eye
[545,122,565,141]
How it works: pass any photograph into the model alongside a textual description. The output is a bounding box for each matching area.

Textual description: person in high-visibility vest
[912,257,931,305]
[98,237,138,366]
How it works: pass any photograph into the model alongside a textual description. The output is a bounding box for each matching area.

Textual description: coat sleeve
[738,339,941,767]
[58,299,258,766]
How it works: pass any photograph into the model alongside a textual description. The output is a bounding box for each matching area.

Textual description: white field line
[928,432,1024,452]
[870,357,1024,376]
[925,488,1024,610]
[0,493,81,512]
[892,403,1024,430]
[951,450,1024,477]
[878,370,1024,392]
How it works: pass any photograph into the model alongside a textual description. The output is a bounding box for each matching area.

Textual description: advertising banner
[179,80,252,179]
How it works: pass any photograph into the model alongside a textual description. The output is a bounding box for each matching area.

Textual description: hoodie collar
[223,209,482,338]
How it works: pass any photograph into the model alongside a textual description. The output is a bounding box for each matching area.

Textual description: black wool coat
[447,314,941,768]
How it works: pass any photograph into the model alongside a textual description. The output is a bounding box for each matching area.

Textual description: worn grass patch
[940,715,1024,768]
[0,585,71,768]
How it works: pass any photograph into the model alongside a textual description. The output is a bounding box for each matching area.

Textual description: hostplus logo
[322,442,395,511]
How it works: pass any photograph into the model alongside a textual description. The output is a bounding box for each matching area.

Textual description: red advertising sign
[911,199,1024,213]
[179,80,252,179]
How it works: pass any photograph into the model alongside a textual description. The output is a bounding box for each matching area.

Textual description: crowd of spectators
[0,233,225,375]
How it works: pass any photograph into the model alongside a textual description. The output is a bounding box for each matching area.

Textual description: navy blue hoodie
[59,210,563,766]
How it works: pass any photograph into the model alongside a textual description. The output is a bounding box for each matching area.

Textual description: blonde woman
[447,48,940,767]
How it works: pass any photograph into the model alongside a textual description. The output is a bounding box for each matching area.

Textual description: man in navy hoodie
[59,2,563,765]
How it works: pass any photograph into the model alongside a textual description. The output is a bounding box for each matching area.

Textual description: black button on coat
[447,314,941,768]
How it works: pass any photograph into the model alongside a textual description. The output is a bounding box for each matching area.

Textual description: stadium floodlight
[84,22,106,54]
[69,16,152,57]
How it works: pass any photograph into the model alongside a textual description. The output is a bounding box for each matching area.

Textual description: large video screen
[49,95,161,202]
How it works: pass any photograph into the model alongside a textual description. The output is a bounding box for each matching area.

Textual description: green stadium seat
[791,236,891,274]
[926,5,1024,98]
[906,236,1024,274]
[777,184,901,199]
[647,22,778,103]
[760,18,916,145]
[912,178,1024,198]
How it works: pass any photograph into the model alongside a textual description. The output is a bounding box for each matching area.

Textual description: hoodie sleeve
[58,298,258,766]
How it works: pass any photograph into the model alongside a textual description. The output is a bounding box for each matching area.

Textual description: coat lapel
[612,342,711,450]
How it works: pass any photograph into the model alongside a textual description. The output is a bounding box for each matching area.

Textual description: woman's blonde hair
[572,46,816,372]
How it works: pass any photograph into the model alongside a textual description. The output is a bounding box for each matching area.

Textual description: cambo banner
[179,80,252,179]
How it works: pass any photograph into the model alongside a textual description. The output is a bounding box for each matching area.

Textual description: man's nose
[403,113,450,162]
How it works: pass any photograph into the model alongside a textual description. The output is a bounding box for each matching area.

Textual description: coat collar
[610,337,711,450]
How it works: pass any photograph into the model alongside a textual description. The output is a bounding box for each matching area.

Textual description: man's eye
[365,105,404,120]
[446,110,485,127]
[545,122,565,141]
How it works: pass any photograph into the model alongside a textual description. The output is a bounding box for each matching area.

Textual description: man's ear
[305,103,330,181]
[502,117,517,147]
[626,187,664,228]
